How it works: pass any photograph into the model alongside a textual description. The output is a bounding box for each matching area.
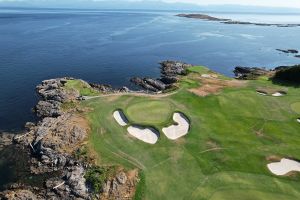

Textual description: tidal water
[0,8,300,132]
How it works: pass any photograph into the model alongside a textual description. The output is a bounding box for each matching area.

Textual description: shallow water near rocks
[0,145,61,190]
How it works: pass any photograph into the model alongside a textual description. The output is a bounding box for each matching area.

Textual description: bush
[84,166,116,193]
[273,65,300,85]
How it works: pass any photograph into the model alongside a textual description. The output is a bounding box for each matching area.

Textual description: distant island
[177,14,300,27]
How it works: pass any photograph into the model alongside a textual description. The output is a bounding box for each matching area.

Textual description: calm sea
[0,8,300,132]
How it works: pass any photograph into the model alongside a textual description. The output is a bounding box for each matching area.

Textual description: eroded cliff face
[0,78,139,200]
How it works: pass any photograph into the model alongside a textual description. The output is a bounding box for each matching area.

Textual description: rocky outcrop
[101,170,139,200]
[233,66,270,80]
[35,78,80,118]
[131,61,192,92]
[276,49,299,54]
[0,132,15,151]
[0,189,40,200]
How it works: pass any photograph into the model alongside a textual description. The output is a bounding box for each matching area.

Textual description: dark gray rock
[233,66,269,80]
[35,100,62,118]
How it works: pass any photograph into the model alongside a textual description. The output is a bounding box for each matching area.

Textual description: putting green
[125,100,173,125]
[291,102,300,114]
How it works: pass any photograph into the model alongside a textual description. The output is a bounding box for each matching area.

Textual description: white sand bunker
[267,158,300,176]
[272,92,285,97]
[162,112,190,140]
[127,126,159,144]
[113,110,128,126]
[256,91,267,96]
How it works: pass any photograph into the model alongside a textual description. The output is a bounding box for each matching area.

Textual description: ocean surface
[0,8,300,132]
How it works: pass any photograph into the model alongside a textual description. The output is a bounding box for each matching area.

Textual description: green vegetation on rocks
[64,79,99,96]
[84,166,116,193]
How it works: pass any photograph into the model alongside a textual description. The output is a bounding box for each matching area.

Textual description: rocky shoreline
[0,78,139,199]
[130,61,192,92]
[177,14,300,28]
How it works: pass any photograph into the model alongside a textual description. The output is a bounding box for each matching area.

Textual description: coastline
[0,61,300,199]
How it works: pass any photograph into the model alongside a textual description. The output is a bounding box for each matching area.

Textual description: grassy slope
[82,66,300,200]
[64,79,99,96]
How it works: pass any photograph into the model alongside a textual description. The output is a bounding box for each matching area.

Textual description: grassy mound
[64,79,99,96]
[125,100,173,126]
[81,66,300,200]
[291,102,300,114]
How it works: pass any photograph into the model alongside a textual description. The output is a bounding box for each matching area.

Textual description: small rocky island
[177,14,300,27]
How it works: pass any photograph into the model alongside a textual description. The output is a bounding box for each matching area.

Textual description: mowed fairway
[82,67,300,200]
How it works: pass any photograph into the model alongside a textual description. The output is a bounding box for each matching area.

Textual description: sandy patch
[189,78,246,97]
[267,158,300,175]
[113,110,128,126]
[162,112,190,140]
[127,126,159,144]
[256,91,267,96]
[272,92,285,97]
[201,74,218,78]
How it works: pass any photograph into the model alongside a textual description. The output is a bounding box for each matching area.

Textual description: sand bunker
[127,126,159,144]
[113,110,128,126]
[162,112,190,140]
[267,158,300,176]
[272,92,285,97]
[257,91,267,96]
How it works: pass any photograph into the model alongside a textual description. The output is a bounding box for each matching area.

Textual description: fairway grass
[291,102,300,114]
[82,66,300,200]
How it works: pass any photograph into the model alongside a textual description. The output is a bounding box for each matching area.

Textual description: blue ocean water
[0,8,300,132]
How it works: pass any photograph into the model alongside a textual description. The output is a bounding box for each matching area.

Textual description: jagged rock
[0,132,15,150]
[89,83,113,93]
[65,166,88,199]
[144,78,167,91]
[233,66,269,80]
[160,60,191,76]
[118,86,130,93]
[131,60,192,91]
[116,172,127,185]
[24,122,36,131]
[0,189,39,200]
[35,100,62,118]
[130,77,159,92]
[100,170,138,200]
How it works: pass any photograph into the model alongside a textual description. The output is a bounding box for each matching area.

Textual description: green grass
[187,66,210,74]
[64,79,99,96]
[125,100,174,126]
[81,67,300,200]
[291,102,300,114]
